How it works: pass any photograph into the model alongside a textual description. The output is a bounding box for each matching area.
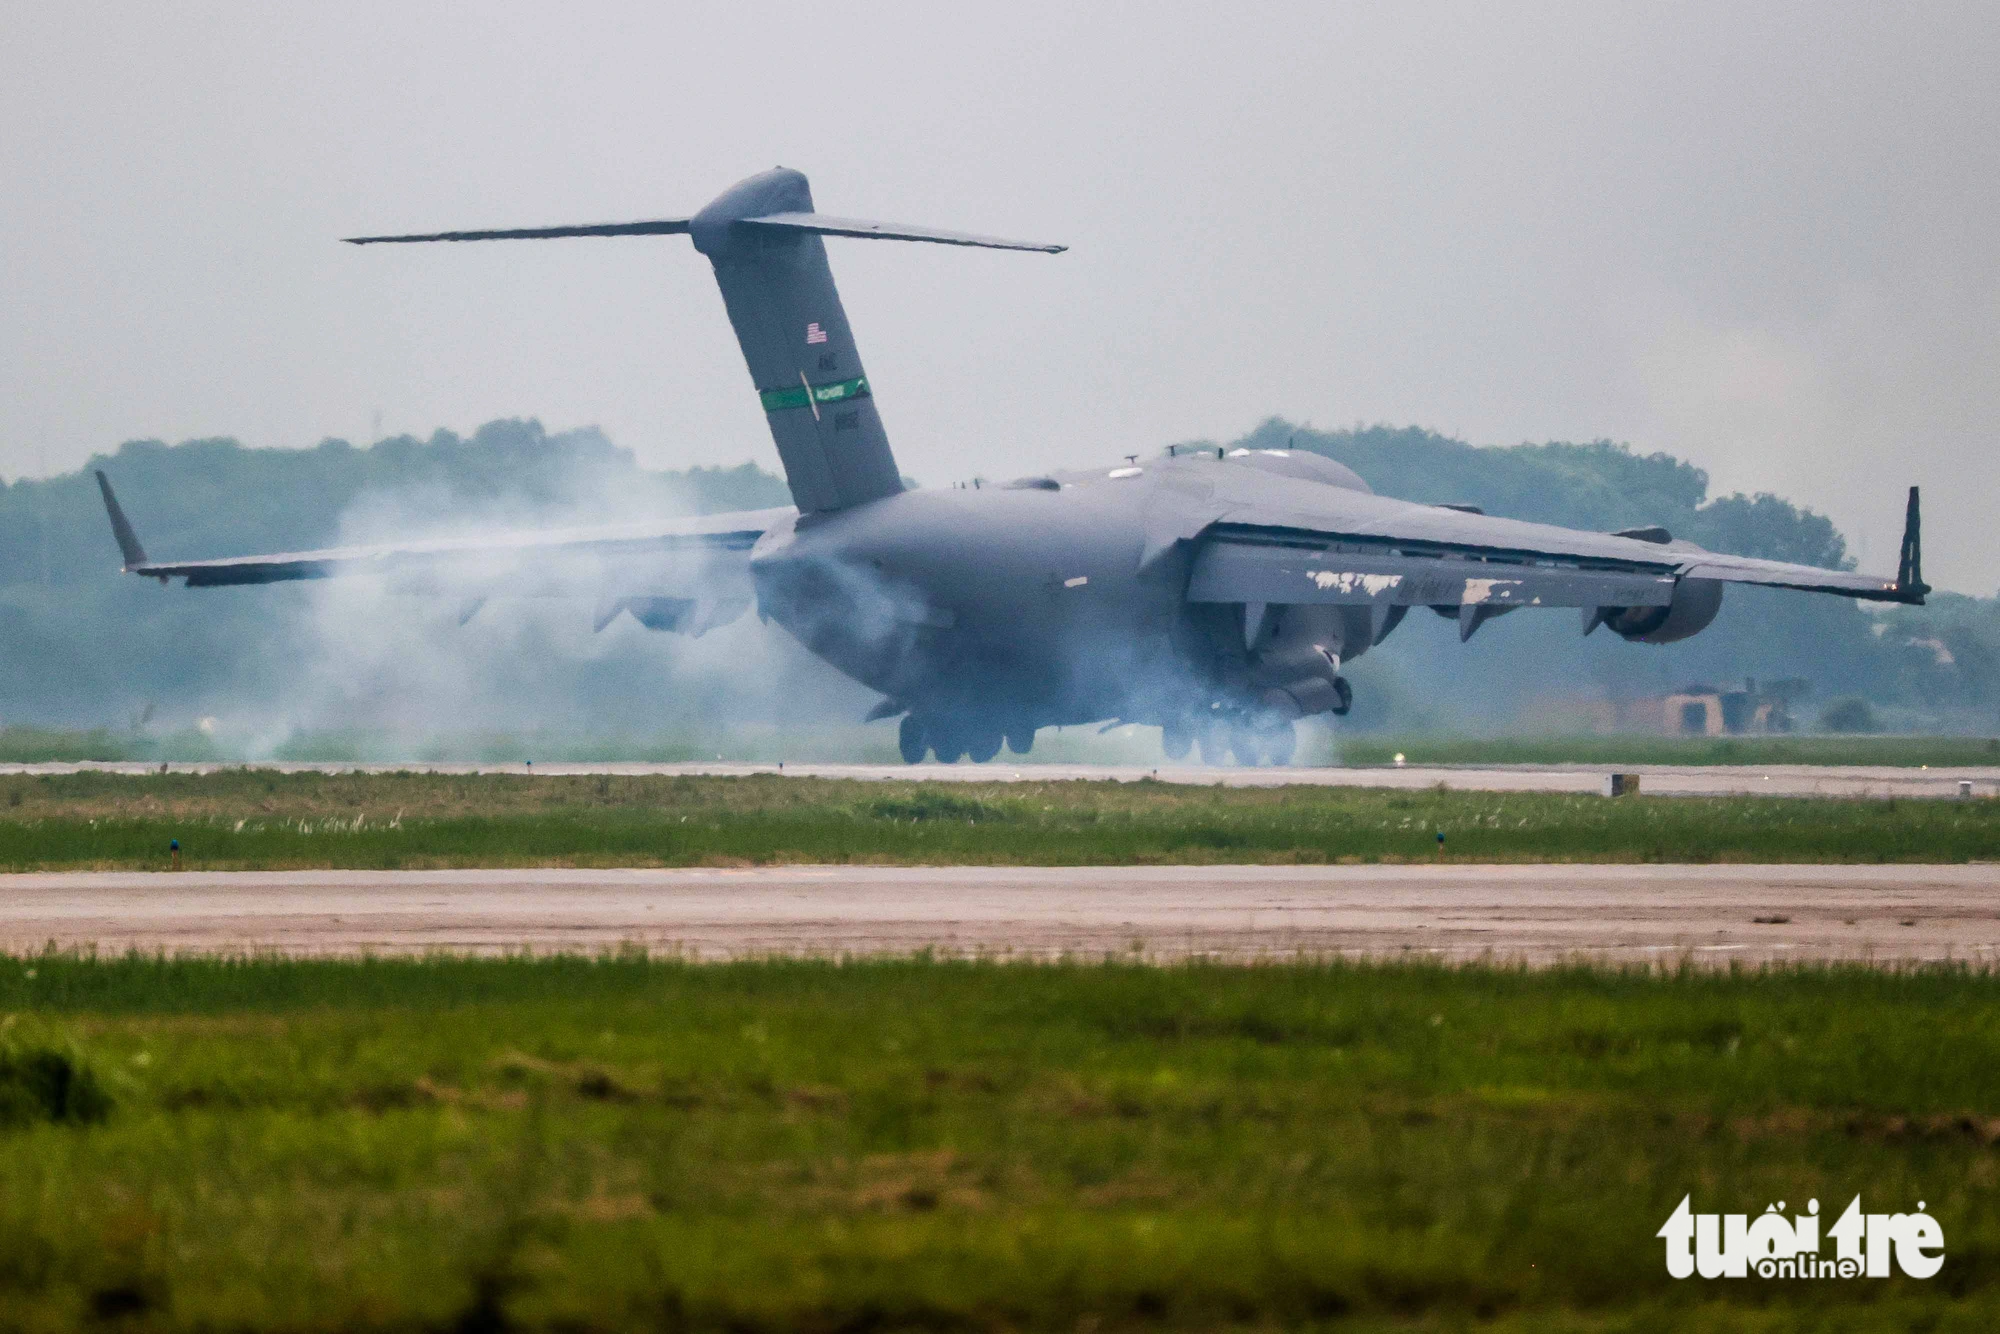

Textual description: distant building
[1521,678,1808,736]
[1650,678,1807,736]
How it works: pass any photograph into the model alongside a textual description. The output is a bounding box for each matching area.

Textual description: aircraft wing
[1184,479,1926,633]
[95,470,792,634]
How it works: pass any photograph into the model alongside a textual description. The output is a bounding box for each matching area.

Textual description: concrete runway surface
[5,864,1997,964]
[7,760,2000,799]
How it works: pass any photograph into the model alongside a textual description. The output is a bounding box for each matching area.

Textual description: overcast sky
[4,2,1995,589]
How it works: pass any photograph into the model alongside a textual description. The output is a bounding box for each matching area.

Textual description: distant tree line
[1,416,1994,734]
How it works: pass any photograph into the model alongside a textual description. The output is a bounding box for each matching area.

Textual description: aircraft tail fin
[343,168,1063,513]
[687,169,1061,511]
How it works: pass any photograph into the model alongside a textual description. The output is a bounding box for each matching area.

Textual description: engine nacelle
[1596,577,1724,644]
[1242,603,1367,717]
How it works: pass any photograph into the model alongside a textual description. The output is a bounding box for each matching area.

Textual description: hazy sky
[4,3,1995,589]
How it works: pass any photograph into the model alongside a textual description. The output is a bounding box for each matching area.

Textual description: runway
[7,759,1999,799]
[6,864,1997,964]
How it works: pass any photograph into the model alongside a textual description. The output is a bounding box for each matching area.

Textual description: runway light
[1394,753,1406,767]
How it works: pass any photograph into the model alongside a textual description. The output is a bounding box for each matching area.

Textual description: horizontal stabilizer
[340,167,1065,516]
[343,219,691,245]
[340,213,1066,253]
[739,212,1066,253]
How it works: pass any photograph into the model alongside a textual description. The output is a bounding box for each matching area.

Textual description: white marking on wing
[1305,570,1403,596]
[1462,578,1522,604]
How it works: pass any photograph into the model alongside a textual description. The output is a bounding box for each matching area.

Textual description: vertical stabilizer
[691,169,902,513]
[343,167,1063,515]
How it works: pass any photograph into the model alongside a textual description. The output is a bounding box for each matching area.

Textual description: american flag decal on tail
[805,322,828,345]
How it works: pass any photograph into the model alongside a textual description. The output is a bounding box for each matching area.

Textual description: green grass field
[2,770,1998,870]
[0,954,1992,1330]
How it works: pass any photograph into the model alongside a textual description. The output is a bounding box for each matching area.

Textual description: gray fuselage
[749,449,1380,734]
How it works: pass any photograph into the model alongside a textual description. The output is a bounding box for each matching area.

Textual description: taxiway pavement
[5,864,1995,964]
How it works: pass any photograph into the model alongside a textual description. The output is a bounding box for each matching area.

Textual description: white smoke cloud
[216,453,883,760]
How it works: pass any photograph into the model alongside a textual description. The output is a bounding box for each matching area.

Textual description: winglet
[1896,485,1928,603]
[94,470,149,571]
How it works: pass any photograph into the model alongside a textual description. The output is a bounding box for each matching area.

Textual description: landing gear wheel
[1004,727,1036,755]
[1196,724,1230,766]
[898,715,926,765]
[967,732,1002,764]
[1331,676,1353,717]
[930,725,968,764]
[1228,726,1262,767]
[1160,720,1193,761]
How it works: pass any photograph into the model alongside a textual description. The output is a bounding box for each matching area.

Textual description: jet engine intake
[1591,577,1723,644]
[1244,605,1361,718]
[1260,673,1352,719]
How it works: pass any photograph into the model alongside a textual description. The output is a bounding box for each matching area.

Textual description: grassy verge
[2,771,1999,870]
[0,954,1993,1330]
[1334,734,2000,768]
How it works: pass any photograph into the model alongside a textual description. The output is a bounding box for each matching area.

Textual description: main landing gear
[899,714,1034,764]
[1162,710,1314,767]
[1162,718,1291,763]
[1204,716,1295,767]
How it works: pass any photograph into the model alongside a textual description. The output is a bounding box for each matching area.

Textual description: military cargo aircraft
[95,167,1928,765]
